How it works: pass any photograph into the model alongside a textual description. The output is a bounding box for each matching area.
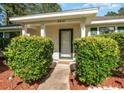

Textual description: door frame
[59,28,73,59]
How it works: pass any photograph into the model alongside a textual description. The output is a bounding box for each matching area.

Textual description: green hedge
[0,38,10,50]
[74,37,119,85]
[3,36,54,83]
[97,32,124,66]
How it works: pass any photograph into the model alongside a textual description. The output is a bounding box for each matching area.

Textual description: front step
[58,61,70,64]
[58,59,74,64]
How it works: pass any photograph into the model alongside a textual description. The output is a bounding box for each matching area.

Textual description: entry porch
[21,22,87,61]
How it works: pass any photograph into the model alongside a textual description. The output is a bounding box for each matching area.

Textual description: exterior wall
[25,22,124,60]
[45,23,81,60]
[86,23,124,36]
[27,28,40,36]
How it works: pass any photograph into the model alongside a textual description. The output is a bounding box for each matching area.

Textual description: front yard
[69,70,124,90]
[0,33,124,90]
[71,32,124,90]
[0,36,55,90]
[0,59,40,90]
[1,57,124,90]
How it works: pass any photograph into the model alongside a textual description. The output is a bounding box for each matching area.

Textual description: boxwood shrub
[3,36,54,83]
[97,32,124,66]
[74,37,119,85]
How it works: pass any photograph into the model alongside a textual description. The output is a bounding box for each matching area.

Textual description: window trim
[90,27,97,36]
[99,26,115,34]
[0,31,21,38]
[117,26,124,32]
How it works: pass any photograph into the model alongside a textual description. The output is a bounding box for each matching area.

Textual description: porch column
[97,27,100,35]
[40,25,46,37]
[80,23,86,37]
[115,26,118,32]
[22,25,27,36]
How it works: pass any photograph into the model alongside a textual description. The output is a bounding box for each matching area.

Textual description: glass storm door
[59,29,73,58]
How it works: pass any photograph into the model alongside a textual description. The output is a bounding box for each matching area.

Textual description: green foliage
[97,32,124,66]
[41,3,62,13]
[106,8,124,16]
[0,38,10,50]
[74,37,119,85]
[2,3,62,17]
[105,11,118,16]
[97,32,124,74]
[3,36,54,83]
[118,8,124,16]
[2,3,61,24]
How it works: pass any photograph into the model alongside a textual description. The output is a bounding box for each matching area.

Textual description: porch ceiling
[9,8,98,24]
[0,25,22,31]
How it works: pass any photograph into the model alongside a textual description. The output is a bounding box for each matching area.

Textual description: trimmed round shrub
[97,32,124,66]
[74,37,119,85]
[3,36,54,83]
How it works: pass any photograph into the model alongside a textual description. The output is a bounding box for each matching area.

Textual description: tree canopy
[106,8,124,16]
[2,3,62,17]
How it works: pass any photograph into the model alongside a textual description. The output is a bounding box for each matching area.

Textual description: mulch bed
[70,72,124,90]
[0,59,41,90]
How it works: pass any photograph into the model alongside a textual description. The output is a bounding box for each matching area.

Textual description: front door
[59,29,73,58]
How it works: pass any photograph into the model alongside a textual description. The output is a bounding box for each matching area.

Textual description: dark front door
[59,29,73,58]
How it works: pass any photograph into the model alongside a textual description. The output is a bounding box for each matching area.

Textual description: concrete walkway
[38,63,70,90]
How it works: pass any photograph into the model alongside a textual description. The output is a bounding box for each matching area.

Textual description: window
[0,32,3,38]
[90,27,97,36]
[117,27,124,32]
[0,31,20,50]
[4,32,10,38]
[0,31,20,39]
[99,26,115,34]
[4,32,20,38]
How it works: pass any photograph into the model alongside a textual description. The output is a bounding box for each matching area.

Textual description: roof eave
[91,19,124,25]
[9,8,98,23]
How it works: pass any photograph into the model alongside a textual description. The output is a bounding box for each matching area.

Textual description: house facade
[1,8,124,61]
